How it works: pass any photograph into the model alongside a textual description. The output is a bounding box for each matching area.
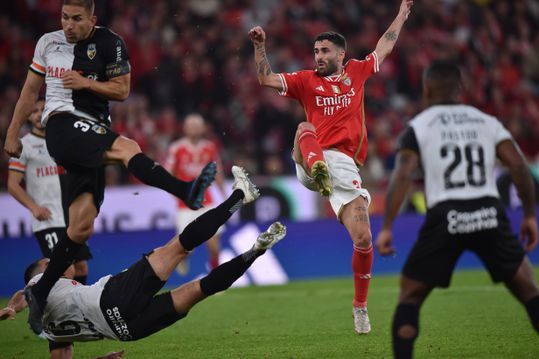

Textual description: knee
[68,220,94,243]
[296,122,316,136]
[114,137,142,161]
[351,230,372,248]
[399,285,430,305]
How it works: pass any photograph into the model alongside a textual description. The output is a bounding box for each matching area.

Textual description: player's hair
[63,0,95,14]
[314,32,347,50]
[24,259,43,285]
[423,60,462,96]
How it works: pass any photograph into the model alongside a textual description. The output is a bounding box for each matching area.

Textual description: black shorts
[46,113,118,210]
[34,227,92,261]
[403,197,525,288]
[99,255,186,341]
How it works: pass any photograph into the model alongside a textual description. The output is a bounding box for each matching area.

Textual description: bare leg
[341,195,373,331]
[146,237,190,281]
[504,256,539,304]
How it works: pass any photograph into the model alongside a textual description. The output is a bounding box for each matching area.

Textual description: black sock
[179,190,244,251]
[32,235,82,306]
[74,275,88,285]
[127,153,192,200]
[525,295,539,333]
[199,248,265,296]
[392,303,420,359]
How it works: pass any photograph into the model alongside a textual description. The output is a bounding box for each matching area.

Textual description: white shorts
[176,206,225,236]
[295,150,371,219]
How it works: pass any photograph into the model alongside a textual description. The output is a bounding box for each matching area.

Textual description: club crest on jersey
[87,43,96,60]
[342,75,351,86]
[92,124,107,135]
[331,85,341,94]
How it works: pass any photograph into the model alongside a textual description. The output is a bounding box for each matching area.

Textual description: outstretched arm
[375,149,420,256]
[374,0,413,66]
[0,290,27,320]
[496,140,538,252]
[248,26,284,91]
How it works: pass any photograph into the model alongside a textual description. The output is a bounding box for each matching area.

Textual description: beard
[317,60,339,76]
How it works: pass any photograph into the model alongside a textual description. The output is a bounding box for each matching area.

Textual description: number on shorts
[74,120,90,132]
[45,231,59,250]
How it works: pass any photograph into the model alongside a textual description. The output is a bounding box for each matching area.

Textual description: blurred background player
[166,113,227,275]
[8,98,92,284]
[249,0,413,334]
[375,61,539,358]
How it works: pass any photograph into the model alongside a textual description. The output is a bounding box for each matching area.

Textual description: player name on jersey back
[408,104,512,208]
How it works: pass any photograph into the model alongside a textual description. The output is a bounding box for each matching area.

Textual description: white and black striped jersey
[29,27,130,125]
[29,274,118,342]
[398,104,512,208]
[8,132,66,232]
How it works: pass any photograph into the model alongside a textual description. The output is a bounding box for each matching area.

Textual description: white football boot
[253,222,287,251]
[231,165,260,204]
[353,307,371,334]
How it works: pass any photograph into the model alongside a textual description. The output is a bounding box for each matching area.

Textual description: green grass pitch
[1,269,538,358]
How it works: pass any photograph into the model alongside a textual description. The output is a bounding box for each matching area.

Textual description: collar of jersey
[324,71,344,82]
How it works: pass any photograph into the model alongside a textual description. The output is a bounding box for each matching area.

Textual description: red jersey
[165,138,221,208]
[278,52,379,165]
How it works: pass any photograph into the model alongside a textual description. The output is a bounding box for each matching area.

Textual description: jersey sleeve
[348,51,379,80]
[277,71,309,99]
[102,32,131,79]
[396,126,420,154]
[29,35,47,76]
[8,145,28,174]
[492,118,513,145]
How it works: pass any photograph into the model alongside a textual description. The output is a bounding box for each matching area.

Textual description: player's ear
[90,15,97,26]
[339,48,345,61]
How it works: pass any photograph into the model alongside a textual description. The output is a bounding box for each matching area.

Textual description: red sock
[352,244,373,308]
[298,130,324,169]
[210,255,219,270]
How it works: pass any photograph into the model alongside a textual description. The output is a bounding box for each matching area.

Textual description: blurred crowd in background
[1,0,539,191]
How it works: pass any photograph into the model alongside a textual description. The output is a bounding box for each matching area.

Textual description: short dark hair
[24,259,43,285]
[63,0,95,14]
[424,60,462,96]
[314,32,347,50]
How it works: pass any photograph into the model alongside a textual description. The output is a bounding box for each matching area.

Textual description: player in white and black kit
[8,99,92,284]
[375,62,539,359]
[3,0,217,334]
[0,167,281,359]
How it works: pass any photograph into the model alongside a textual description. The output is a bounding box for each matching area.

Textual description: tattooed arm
[373,0,413,66]
[248,26,284,90]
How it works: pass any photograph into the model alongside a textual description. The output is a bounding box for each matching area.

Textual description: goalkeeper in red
[249,0,413,333]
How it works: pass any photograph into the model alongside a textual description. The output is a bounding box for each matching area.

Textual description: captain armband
[105,61,131,79]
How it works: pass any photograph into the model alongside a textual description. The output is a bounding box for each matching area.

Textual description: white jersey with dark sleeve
[28,274,118,342]
[398,104,512,208]
[29,27,130,125]
[8,133,65,232]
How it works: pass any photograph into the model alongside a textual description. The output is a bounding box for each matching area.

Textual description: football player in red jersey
[166,113,227,275]
[249,0,413,334]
